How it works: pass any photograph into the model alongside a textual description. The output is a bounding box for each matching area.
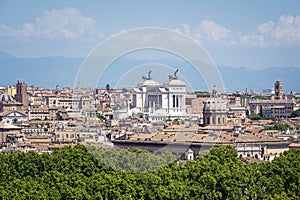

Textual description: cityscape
[1,1,300,199]
[1,71,300,161]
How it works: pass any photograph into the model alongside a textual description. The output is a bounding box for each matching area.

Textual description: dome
[203,87,228,127]
[141,79,160,87]
[203,96,227,111]
[0,92,15,102]
[164,79,186,86]
[203,88,227,112]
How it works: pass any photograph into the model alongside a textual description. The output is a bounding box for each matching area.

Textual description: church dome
[0,92,15,102]
[202,87,228,127]
[203,88,227,112]
[203,96,227,111]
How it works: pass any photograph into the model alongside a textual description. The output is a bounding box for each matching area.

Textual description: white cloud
[279,15,294,26]
[199,20,231,41]
[241,15,300,47]
[0,7,104,40]
[258,21,274,34]
[2,10,299,49]
[0,25,16,37]
[181,24,192,36]
[177,15,300,47]
[177,20,233,45]
[240,35,265,46]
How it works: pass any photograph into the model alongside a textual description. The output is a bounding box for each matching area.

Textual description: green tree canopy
[1,144,300,199]
[290,109,300,118]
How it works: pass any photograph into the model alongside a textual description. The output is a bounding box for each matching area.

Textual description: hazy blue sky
[1,0,300,68]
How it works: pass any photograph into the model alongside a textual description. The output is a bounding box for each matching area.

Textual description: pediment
[1,111,27,117]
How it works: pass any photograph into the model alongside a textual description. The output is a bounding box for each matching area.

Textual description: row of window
[206,116,226,125]
[22,129,46,132]
[171,87,184,91]
[56,134,75,139]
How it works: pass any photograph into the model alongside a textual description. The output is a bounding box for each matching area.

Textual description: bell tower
[274,80,282,100]
[15,81,29,107]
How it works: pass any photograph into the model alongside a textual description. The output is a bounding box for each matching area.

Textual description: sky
[0,0,300,68]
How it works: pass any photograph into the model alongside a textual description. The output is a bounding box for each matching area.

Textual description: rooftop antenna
[276,72,280,81]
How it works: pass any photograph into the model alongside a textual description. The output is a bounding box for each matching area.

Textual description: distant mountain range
[0,51,81,89]
[0,51,299,92]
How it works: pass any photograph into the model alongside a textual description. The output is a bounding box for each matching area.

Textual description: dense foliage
[86,146,175,173]
[260,123,292,132]
[0,145,300,199]
[248,114,263,120]
[290,109,300,118]
[248,114,275,121]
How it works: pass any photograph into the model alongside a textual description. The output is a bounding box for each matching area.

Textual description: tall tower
[15,81,29,107]
[274,80,282,100]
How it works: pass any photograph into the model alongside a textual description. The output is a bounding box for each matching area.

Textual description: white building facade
[131,70,188,121]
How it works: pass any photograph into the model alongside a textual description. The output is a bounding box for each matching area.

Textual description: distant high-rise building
[15,81,29,107]
[274,80,282,100]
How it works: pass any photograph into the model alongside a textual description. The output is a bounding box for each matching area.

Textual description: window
[172,95,175,107]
